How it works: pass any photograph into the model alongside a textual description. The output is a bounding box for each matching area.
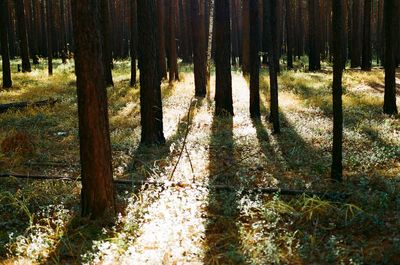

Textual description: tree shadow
[204,115,245,264]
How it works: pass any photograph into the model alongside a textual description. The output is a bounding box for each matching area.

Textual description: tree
[361,0,372,70]
[249,0,260,118]
[138,0,166,145]
[130,0,138,86]
[46,0,53,76]
[191,0,207,97]
[242,0,250,75]
[285,0,293,69]
[265,0,280,133]
[156,0,167,81]
[15,0,32,72]
[72,0,115,218]
[168,0,179,83]
[308,0,320,71]
[331,0,344,181]
[383,0,398,115]
[214,0,233,116]
[100,0,114,86]
[0,0,12,88]
[350,0,362,68]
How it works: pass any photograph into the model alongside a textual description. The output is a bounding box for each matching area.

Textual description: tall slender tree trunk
[138,0,166,144]
[308,0,320,71]
[361,0,372,70]
[350,0,361,68]
[191,0,207,97]
[242,0,250,75]
[46,0,53,75]
[285,0,293,69]
[130,0,138,86]
[383,0,398,115]
[15,0,31,72]
[265,0,280,133]
[0,0,12,88]
[206,0,214,90]
[156,0,167,81]
[214,0,233,116]
[72,0,116,219]
[249,0,260,118]
[168,0,179,82]
[331,0,344,181]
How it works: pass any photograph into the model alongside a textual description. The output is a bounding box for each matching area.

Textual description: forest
[0,0,399,264]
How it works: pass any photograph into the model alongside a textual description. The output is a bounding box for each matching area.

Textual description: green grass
[0,58,399,264]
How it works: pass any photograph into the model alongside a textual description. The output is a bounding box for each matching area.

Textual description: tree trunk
[308,0,320,71]
[15,0,31,72]
[0,0,12,88]
[350,0,361,68]
[331,0,344,181]
[206,0,214,90]
[214,0,233,116]
[46,0,53,75]
[249,0,260,118]
[138,0,166,145]
[242,0,250,74]
[191,0,207,97]
[130,0,138,86]
[156,0,167,81]
[383,0,398,115]
[361,0,372,70]
[168,0,179,82]
[71,0,116,219]
[285,0,293,69]
[265,0,280,133]
[100,0,114,86]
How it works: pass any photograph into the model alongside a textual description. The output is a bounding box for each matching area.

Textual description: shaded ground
[0,60,400,264]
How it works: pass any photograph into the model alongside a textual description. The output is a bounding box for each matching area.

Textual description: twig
[0,98,59,113]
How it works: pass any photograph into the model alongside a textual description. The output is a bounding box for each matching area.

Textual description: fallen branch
[0,98,58,113]
[0,173,349,200]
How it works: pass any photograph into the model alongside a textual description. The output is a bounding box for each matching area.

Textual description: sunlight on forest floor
[1,60,400,264]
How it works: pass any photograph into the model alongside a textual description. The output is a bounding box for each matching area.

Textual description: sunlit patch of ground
[1,60,400,264]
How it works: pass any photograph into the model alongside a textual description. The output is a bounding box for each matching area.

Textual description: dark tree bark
[46,0,53,75]
[214,0,233,116]
[168,0,179,82]
[156,0,167,81]
[249,0,260,118]
[242,0,250,74]
[265,0,280,133]
[100,0,114,86]
[137,0,166,145]
[285,0,293,69]
[206,0,214,89]
[72,0,116,219]
[383,0,398,115]
[361,0,372,70]
[350,0,362,68]
[130,0,138,86]
[308,0,320,71]
[0,0,12,88]
[191,0,207,97]
[331,0,344,181]
[230,0,240,66]
[15,0,31,72]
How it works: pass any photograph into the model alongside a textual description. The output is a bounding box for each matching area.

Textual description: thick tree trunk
[0,0,12,88]
[383,0,398,115]
[331,0,344,181]
[191,0,207,97]
[100,0,114,86]
[130,0,138,86]
[308,0,320,71]
[15,0,31,72]
[46,0,53,75]
[361,0,372,70]
[249,0,260,118]
[137,0,166,145]
[265,0,280,133]
[214,0,233,116]
[156,0,167,81]
[72,0,116,219]
[241,0,250,74]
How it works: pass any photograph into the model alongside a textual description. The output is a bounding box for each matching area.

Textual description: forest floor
[0,59,400,264]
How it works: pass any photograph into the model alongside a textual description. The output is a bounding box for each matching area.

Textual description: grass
[0,58,399,264]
